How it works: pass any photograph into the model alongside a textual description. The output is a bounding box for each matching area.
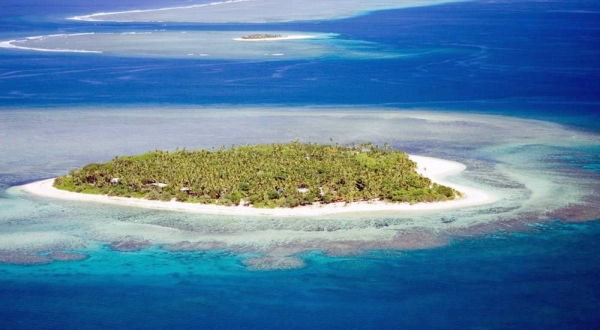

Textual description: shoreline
[13,155,496,217]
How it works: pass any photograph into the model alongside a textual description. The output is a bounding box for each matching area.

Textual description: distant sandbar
[233,34,316,42]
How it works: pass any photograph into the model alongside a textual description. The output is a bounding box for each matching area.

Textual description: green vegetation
[241,34,285,40]
[53,142,461,208]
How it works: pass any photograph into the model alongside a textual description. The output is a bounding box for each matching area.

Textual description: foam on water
[0,107,598,268]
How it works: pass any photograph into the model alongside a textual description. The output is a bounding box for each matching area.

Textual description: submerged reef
[3,109,599,269]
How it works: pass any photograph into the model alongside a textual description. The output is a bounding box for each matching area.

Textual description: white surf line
[0,33,103,54]
[67,0,251,21]
[0,40,102,54]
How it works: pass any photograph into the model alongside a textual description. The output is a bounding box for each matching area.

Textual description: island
[233,34,315,42]
[241,34,285,40]
[52,142,461,210]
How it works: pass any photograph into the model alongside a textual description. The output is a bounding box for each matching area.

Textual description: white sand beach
[17,155,496,217]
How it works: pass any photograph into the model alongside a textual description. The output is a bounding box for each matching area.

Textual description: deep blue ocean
[1,0,600,329]
[1,222,599,329]
[2,0,600,129]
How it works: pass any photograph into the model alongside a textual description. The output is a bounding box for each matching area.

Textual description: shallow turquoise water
[1,221,599,329]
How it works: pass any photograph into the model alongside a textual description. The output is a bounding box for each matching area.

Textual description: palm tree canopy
[54,142,461,208]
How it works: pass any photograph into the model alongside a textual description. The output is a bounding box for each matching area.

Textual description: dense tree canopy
[54,142,460,208]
